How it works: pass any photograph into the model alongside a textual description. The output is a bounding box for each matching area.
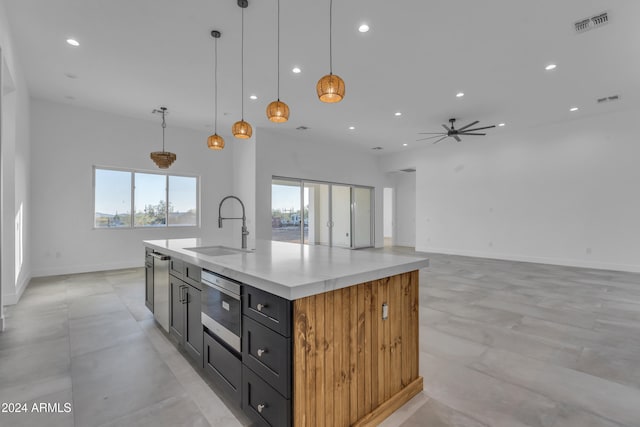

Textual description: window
[94,167,198,228]
[272,177,374,248]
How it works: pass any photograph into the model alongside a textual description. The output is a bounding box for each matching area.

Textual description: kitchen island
[144,238,428,427]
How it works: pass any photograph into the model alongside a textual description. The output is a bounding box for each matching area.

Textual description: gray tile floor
[1,252,640,426]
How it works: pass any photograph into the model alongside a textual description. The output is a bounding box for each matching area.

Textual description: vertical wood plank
[390,274,403,395]
[382,277,391,401]
[411,271,420,380]
[401,272,411,387]
[343,286,352,426]
[315,293,325,426]
[349,285,359,425]
[370,280,380,409]
[324,290,334,425]
[356,283,366,420]
[293,298,307,427]
[363,282,372,415]
[307,294,317,427]
[333,288,344,427]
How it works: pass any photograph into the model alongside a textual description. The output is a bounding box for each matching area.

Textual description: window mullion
[131,171,135,228]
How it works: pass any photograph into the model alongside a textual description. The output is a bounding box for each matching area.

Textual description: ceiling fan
[417,118,495,144]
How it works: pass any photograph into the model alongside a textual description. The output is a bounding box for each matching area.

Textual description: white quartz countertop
[144,238,429,300]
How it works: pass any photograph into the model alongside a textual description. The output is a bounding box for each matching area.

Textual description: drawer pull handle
[257,348,267,357]
[257,403,266,413]
[256,303,268,312]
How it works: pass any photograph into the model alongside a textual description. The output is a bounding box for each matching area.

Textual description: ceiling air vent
[597,94,620,104]
[296,126,309,130]
[371,147,383,150]
[400,168,416,173]
[574,11,609,34]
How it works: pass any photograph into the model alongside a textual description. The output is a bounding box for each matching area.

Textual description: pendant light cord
[277,0,280,100]
[214,37,218,133]
[329,0,333,75]
[161,108,166,152]
[241,7,245,120]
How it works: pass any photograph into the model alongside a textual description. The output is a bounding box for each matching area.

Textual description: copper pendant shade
[266,100,289,123]
[233,2,253,139]
[150,107,176,169]
[317,73,345,103]
[317,0,345,103]
[208,30,225,150]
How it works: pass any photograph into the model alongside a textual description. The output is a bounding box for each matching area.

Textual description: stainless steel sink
[184,245,252,257]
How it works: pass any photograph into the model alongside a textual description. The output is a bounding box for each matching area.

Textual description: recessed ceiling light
[403,143,408,146]
[545,64,557,71]
[348,126,355,130]
[358,24,370,33]
[569,107,579,112]
[498,123,505,127]
[292,67,301,74]
[394,112,402,116]
[249,95,258,100]
[66,38,79,47]
[456,92,464,98]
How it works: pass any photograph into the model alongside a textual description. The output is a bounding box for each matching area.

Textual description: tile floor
[1,251,640,426]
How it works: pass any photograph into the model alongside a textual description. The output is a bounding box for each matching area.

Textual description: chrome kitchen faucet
[218,196,249,249]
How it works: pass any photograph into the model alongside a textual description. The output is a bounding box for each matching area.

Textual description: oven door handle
[202,280,240,300]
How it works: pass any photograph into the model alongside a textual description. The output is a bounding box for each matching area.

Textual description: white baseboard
[418,246,640,273]
[32,261,143,279]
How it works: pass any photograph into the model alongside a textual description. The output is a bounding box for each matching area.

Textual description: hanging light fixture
[266,0,289,122]
[150,107,176,168]
[208,30,225,150]
[317,0,345,103]
[232,0,252,139]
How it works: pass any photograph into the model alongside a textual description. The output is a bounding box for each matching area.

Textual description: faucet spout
[218,196,248,249]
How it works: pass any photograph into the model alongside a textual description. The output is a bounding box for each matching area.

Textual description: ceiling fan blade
[461,125,496,132]
[417,132,447,135]
[457,121,479,132]
[432,136,448,144]
[453,135,462,142]
[459,132,486,136]
[441,124,452,132]
[416,135,448,141]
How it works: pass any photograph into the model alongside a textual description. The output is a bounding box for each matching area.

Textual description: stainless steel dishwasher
[150,252,170,332]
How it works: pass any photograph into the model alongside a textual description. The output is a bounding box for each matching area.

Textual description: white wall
[383,187,393,239]
[390,172,416,247]
[231,134,256,249]
[30,99,234,276]
[381,109,640,272]
[254,128,385,247]
[0,0,32,311]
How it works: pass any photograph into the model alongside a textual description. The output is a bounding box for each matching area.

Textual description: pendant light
[207,30,225,150]
[266,0,289,122]
[316,0,345,103]
[232,1,252,139]
[150,107,177,168]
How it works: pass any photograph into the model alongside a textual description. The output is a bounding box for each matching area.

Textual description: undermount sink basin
[184,245,252,257]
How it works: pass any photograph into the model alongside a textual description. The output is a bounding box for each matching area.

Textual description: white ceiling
[4,0,639,153]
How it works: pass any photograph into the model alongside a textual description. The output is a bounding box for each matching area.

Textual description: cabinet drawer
[243,365,291,427]
[184,263,201,289]
[243,316,291,398]
[204,331,242,406]
[169,258,184,278]
[243,285,291,337]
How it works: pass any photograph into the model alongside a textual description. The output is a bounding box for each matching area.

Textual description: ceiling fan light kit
[416,118,496,144]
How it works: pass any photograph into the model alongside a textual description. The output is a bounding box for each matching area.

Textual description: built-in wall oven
[201,270,242,352]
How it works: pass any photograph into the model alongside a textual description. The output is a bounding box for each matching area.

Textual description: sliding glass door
[272,177,374,248]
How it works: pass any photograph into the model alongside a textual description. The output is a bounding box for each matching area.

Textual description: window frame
[93,165,200,230]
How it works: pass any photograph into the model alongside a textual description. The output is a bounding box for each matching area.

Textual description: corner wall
[0,0,32,310]
[381,109,640,273]
[254,128,385,247]
[30,99,234,277]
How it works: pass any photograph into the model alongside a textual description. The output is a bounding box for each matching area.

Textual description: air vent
[597,94,620,104]
[574,11,609,33]
[296,126,309,130]
[371,147,383,150]
[400,168,416,173]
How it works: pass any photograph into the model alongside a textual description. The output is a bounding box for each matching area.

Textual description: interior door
[304,182,329,246]
[353,187,373,248]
